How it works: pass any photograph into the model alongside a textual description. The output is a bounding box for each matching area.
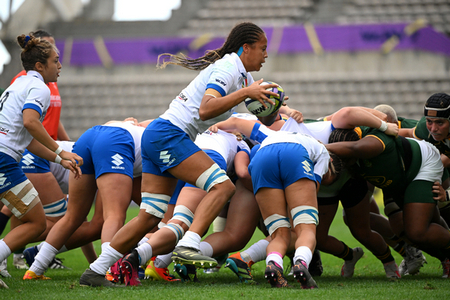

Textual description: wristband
[378,121,388,132]
[54,146,63,155]
[55,155,62,164]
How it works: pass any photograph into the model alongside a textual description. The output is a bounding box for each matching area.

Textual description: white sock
[89,245,123,275]
[294,246,313,267]
[266,252,284,271]
[176,231,201,251]
[101,242,110,253]
[199,241,213,257]
[136,242,153,265]
[138,237,149,246]
[37,243,43,251]
[0,240,11,262]
[154,252,172,269]
[29,242,58,275]
[244,239,269,263]
[58,245,68,253]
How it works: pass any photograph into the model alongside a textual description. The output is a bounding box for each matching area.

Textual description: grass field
[1,202,450,300]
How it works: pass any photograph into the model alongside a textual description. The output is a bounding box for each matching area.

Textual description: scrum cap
[424,93,450,119]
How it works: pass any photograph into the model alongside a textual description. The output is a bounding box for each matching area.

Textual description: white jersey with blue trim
[160,52,254,140]
[195,129,250,173]
[249,122,330,180]
[103,121,145,177]
[49,141,75,194]
[281,118,333,144]
[0,71,50,162]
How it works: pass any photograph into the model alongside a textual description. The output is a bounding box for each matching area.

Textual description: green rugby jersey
[398,116,418,129]
[354,127,422,195]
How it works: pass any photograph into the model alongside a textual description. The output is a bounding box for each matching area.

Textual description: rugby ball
[244,81,285,117]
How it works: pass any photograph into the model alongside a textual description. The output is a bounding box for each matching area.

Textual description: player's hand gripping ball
[244,81,285,117]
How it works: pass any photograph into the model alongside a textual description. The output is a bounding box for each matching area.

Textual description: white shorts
[412,139,443,183]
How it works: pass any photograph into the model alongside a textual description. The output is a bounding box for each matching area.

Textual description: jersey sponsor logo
[0,126,9,135]
[111,154,125,170]
[21,154,36,169]
[160,150,176,167]
[50,95,61,102]
[215,78,226,87]
[0,173,9,187]
[364,176,392,188]
[177,92,188,102]
[302,160,313,176]
[34,99,44,108]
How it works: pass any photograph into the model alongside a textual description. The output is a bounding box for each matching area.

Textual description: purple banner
[55,23,450,67]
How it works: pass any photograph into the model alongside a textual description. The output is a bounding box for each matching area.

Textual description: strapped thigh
[140,192,170,218]
[195,163,229,192]
[291,205,319,227]
[264,214,291,236]
[43,197,68,217]
[0,179,39,219]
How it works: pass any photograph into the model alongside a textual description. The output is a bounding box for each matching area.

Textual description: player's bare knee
[209,179,235,200]
[405,229,427,246]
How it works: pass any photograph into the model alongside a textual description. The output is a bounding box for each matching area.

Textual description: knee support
[291,206,319,227]
[171,205,194,228]
[165,223,185,243]
[0,179,39,219]
[196,163,229,192]
[264,214,291,236]
[43,197,68,217]
[140,192,170,218]
[384,198,402,217]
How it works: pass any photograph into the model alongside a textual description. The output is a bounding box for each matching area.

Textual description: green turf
[1,205,450,300]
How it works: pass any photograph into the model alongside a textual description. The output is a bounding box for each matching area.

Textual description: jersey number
[0,92,9,112]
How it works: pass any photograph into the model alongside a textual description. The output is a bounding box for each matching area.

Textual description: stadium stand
[337,0,450,34]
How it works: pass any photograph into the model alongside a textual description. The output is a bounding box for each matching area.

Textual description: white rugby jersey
[49,141,75,194]
[249,122,330,180]
[281,118,334,145]
[0,71,50,162]
[103,121,145,177]
[195,129,250,173]
[160,52,254,140]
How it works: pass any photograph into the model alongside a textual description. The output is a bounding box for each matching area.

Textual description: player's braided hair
[157,22,264,71]
[328,128,360,144]
[329,151,343,181]
[328,128,361,176]
[17,33,55,71]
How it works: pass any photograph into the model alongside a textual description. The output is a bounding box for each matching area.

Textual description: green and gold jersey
[398,116,418,129]
[355,127,422,195]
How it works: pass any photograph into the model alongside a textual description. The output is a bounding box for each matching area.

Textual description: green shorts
[403,180,436,205]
